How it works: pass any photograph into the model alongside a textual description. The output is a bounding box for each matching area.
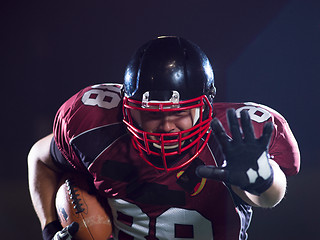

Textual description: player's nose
[158,114,176,133]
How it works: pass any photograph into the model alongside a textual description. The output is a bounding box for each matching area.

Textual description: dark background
[1,0,319,239]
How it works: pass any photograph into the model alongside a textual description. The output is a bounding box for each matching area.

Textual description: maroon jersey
[53,83,300,240]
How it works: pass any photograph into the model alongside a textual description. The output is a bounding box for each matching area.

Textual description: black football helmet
[123,36,216,171]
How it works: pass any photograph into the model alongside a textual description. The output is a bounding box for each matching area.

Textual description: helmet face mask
[123,94,213,171]
[122,36,215,171]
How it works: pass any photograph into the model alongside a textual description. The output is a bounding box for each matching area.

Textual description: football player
[28,36,300,240]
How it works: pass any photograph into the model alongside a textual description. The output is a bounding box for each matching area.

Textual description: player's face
[132,109,196,133]
[130,107,197,148]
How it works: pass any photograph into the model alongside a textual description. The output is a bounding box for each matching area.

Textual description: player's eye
[144,111,163,119]
[174,110,189,116]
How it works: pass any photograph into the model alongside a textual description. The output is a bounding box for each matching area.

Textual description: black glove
[196,108,274,195]
[42,220,79,240]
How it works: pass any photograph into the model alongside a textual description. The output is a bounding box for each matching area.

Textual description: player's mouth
[150,134,186,150]
[152,142,180,150]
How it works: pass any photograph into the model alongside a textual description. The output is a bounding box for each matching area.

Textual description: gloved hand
[52,222,79,240]
[196,108,274,195]
[42,220,79,240]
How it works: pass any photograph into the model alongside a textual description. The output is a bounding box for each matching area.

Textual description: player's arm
[28,134,79,240]
[231,159,287,208]
[197,109,287,208]
[28,133,62,229]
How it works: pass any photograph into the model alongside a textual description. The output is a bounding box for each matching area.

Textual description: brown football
[55,175,112,240]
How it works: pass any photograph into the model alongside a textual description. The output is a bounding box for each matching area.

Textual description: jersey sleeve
[266,106,300,176]
[50,137,74,171]
[52,83,124,172]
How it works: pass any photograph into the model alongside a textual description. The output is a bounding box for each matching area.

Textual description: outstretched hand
[196,108,274,195]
